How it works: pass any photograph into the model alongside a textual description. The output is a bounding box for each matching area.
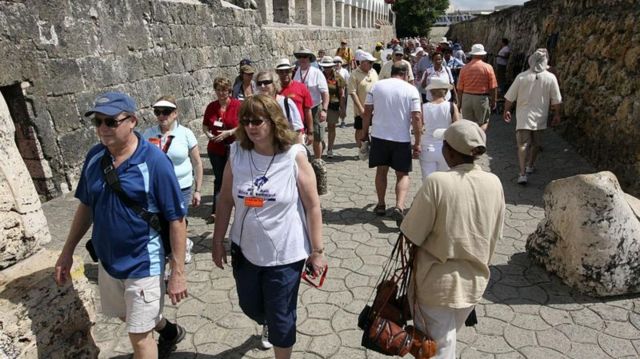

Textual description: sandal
[374,204,386,216]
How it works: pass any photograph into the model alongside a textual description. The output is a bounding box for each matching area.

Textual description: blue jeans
[181,187,192,215]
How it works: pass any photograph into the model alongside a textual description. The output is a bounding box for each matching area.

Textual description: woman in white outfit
[419,78,460,180]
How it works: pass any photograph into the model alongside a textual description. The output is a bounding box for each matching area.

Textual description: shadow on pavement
[323,206,400,234]
[486,252,640,306]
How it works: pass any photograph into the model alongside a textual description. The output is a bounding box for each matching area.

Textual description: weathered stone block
[57,129,98,169]
[526,171,640,296]
[46,95,82,133]
[43,59,85,95]
[0,250,98,358]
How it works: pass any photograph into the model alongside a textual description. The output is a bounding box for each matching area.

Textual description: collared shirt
[504,69,562,131]
[457,58,497,95]
[401,163,505,308]
[75,132,186,279]
[348,66,378,115]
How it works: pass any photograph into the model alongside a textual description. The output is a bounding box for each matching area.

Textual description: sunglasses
[256,79,273,86]
[240,117,267,126]
[153,108,174,116]
[295,55,310,59]
[92,115,131,128]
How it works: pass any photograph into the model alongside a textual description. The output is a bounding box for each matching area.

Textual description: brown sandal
[374,204,386,216]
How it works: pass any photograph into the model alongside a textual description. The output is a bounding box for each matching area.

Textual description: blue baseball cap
[84,92,137,117]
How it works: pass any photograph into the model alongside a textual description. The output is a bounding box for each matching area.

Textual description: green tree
[392,0,449,37]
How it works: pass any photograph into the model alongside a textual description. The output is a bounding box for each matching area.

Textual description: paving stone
[460,346,496,358]
[555,324,599,344]
[511,313,551,331]
[518,346,566,359]
[503,325,537,349]
[566,343,610,359]
[471,335,513,354]
[476,317,508,336]
[590,302,631,321]
[539,306,573,326]
[598,333,637,358]
[570,307,605,330]
[603,320,640,339]
[536,328,571,353]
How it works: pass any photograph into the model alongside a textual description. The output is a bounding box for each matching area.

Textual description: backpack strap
[100,151,163,233]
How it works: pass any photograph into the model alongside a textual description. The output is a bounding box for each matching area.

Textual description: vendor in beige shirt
[348,51,379,150]
[400,120,505,359]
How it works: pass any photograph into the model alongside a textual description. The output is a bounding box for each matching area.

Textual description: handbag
[358,232,437,358]
[85,151,172,262]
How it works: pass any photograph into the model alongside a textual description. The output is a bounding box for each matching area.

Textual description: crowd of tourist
[53,35,562,359]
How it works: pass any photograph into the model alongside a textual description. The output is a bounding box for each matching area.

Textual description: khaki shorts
[326,108,340,125]
[312,106,325,143]
[461,93,491,126]
[516,129,542,148]
[98,262,164,333]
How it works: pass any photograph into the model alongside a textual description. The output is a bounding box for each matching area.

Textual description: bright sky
[449,0,527,11]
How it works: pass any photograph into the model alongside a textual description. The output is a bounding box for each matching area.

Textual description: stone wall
[0,0,394,199]
[447,0,640,196]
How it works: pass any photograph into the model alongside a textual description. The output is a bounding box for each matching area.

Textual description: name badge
[214,120,223,128]
[244,196,264,208]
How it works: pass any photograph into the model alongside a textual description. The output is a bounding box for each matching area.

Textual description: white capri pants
[419,142,449,180]
[413,303,474,359]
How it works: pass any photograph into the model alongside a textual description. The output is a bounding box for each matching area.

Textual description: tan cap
[443,120,487,156]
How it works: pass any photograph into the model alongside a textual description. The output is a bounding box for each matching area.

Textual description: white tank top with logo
[229,142,310,266]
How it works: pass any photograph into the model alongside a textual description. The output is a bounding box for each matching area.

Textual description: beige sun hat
[469,44,487,56]
[319,56,336,68]
[426,77,453,91]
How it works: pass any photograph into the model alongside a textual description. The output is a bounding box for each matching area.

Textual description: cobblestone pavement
[43,109,640,358]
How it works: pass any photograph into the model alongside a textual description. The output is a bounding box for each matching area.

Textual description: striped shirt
[457,58,497,95]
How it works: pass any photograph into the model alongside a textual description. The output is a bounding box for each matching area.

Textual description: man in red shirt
[275,58,314,145]
[457,44,498,131]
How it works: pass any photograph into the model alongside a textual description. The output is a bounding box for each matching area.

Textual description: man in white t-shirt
[293,47,330,159]
[503,48,562,185]
[361,63,422,224]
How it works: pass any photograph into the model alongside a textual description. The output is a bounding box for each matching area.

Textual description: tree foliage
[392,0,449,38]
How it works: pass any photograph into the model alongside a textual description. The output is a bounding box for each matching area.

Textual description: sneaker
[158,324,186,357]
[260,325,273,350]
[339,122,346,128]
[517,174,528,185]
[327,149,334,158]
[184,238,194,264]
[391,207,405,227]
[525,166,535,174]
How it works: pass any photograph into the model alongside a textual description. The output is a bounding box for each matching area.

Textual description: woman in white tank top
[420,78,460,180]
[211,95,325,357]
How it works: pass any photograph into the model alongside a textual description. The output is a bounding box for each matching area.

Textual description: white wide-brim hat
[469,44,487,56]
[275,58,294,70]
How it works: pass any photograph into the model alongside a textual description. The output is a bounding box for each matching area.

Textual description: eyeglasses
[92,115,131,128]
[394,53,404,57]
[256,80,273,86]
[153,108,174,116]
[240,117,267,127]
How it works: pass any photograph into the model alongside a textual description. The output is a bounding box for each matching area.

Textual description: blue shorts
[231,243,305,348]
[181,187,192,215]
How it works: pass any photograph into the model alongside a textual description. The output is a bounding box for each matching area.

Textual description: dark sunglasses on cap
[92,115,131,128]
[153,108,175,116]
[256,79,273,86]
[240,117,267,126]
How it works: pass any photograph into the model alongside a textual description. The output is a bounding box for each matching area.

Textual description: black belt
[464,92,489,96]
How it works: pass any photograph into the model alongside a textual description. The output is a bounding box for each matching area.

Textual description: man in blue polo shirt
[54,92,188,358]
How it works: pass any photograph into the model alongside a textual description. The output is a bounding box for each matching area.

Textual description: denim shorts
[231,243,305,348]
[181,186,192,215]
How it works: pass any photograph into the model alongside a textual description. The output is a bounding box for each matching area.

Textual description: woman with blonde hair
[212,95,325,358]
